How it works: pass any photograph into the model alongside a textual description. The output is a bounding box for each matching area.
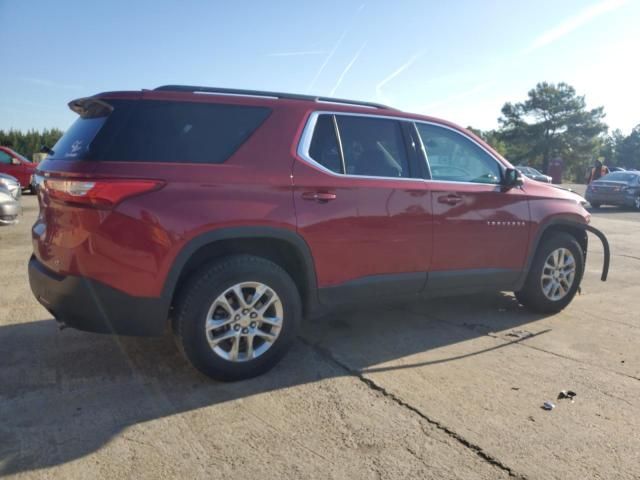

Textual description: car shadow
[0,292,548,475]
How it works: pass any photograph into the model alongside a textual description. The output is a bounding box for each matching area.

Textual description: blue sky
[1,0,638,133]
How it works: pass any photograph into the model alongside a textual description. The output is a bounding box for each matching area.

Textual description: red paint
[0,146,36,188]
[32,89,590,301]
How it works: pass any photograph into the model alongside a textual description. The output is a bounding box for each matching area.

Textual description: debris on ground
[542,401,555,411]
[557,390,577,401]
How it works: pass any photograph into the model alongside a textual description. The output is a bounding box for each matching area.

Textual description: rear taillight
[44,178,164,208]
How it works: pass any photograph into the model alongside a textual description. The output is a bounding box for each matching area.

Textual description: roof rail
[153,85,392,110]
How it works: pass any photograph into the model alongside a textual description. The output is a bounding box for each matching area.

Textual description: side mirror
[503,167,524,187]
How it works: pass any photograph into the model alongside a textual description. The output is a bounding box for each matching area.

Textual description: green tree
[0,128,64,160]
[616,125,640,170]
[497,82,607,180]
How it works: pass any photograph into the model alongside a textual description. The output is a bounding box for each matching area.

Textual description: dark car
[29,85,609,380]
[516,166,552,183]
[586,171,640,209]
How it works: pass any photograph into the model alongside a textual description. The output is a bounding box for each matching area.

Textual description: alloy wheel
[204,282,283,362]
[540,248,576,301]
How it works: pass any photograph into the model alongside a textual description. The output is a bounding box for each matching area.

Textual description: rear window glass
[50,117,108,160]
[601,172,638,182]
[52,100,271,164]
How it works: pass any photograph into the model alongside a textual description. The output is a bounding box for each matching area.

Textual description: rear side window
[308,115,342,174]
[52,100,271,164]
[336,116,410,178]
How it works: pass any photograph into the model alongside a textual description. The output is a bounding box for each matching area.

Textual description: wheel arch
[163,226,319,318]
[516,215,610,290]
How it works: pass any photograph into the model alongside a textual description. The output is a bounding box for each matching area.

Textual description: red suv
[0,146,36,191]
[28,85,610,380]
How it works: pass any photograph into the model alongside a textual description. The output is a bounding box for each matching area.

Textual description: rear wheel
[174,255,301,381]
[515,233,584,313]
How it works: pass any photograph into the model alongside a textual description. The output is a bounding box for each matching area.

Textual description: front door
[414,122,530,290]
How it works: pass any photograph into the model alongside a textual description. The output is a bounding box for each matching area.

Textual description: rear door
[294,112,432,302]
[414,122,530,291]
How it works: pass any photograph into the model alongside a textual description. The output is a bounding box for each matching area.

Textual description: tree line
[469,82,640,181]
[0,128,64,160]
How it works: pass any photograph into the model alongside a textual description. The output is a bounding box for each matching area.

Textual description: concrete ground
[1,194,639,479]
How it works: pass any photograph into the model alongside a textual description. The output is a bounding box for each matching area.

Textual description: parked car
[0,173,22,200]
[585,171,640,209]
[28,85,610,380]
[0,146,36,192]
[516,165,552,183]
[0,182,21,226]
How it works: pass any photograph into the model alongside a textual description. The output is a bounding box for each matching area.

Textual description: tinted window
[52,100,271,164]
[0,151,11,164]
[416,124,501,184]
[336,116,410,178]
[308,115,342,173]
[50,117,108,160]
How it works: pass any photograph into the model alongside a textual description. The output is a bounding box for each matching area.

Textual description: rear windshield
[50,99,271,163]
[601,172,639,182]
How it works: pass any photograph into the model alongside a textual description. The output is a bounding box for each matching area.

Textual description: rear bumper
[28,256,169,336]
[585,191,634,206]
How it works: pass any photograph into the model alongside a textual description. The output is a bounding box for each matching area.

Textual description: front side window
[0,151,12,164]
[416,124,501,184]
[336,116,410,178]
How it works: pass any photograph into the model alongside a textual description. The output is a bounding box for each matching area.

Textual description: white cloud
[375,52,423,102]
[524,0,628,53]
[329,42,367,96]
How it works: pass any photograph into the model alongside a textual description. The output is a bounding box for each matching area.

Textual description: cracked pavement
[1,195,639,479]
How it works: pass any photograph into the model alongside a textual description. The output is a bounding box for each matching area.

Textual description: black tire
[174,255,301,381]
[515,233,584,314]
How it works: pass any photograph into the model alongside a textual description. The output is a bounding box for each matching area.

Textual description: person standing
[586,159,609,183]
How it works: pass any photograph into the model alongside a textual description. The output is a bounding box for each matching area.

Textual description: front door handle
[302,191,337,203]
[437,194,463,205]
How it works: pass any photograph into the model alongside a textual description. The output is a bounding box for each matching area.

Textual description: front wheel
[515,233,584,313]
[174,255,301,381]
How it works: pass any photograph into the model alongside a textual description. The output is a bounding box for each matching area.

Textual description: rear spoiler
[68,98,114,118]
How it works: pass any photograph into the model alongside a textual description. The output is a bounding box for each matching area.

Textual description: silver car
[585,171,640,210]
[0,181,22,227]
[516,166,552,183]
[0,173,22,200]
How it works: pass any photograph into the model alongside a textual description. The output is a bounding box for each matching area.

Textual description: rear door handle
[302,191,337,202]
[437,194,463,205]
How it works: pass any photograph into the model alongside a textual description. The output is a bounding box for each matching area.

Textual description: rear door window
[335,116,410,178]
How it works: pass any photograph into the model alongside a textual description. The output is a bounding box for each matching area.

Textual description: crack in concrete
[300,337,527,479]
